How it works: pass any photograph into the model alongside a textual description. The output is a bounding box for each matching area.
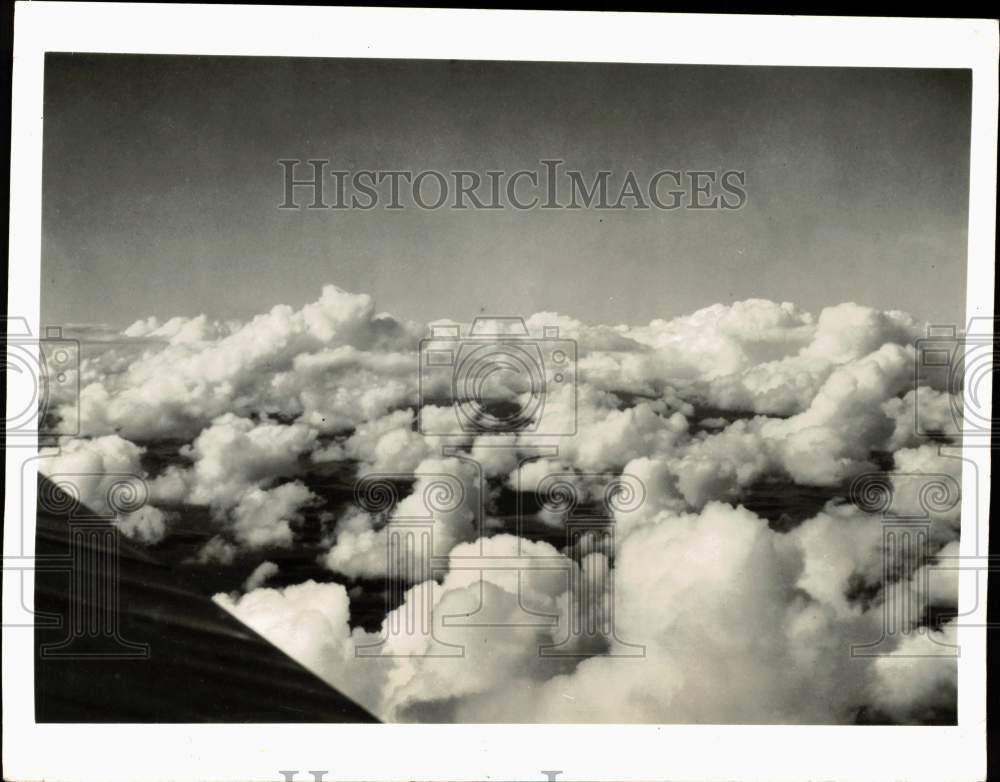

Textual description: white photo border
[4,5,998,782]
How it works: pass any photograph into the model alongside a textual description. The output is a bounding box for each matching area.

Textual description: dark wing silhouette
[34,474,378,722]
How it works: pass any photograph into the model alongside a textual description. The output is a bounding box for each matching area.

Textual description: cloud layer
[45,284,965,723]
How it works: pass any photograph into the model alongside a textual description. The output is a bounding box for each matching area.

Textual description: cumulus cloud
[197,536,237,565]
[146,414,321,556]
[63,285,422,441]
[883,387,963,451]
[221,503,957,724]
[214,579,391,715]
[872,621,958,724]
[123,313,240,343]
[314,408,438,474]
[229,481,315,549]
[58,284,966,724]
[164,413,317,505]
[243,560,280,591]
[323,455,485,580]
[38,435,171,544]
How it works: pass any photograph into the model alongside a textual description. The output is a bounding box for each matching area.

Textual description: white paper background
[4,5,997,781]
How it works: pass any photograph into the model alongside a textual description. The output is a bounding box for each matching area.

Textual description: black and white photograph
[3,6,997,782]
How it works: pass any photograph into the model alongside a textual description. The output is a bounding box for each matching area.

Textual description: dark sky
[41,55,971,328]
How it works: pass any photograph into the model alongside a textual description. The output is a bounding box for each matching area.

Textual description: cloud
[230,481,315,549]
[38,435,171,544]
[214,579,389,715]
[196,536,237,565]
[170,413,317,505]
[145,414,322,557]
[64,285,422,441]
[872,621,958,723]
[788,501,886,617]
[224,503,956,724]
[323,455,485,580]
[664,340,919,507]
[61,285,965,724]
[123,313,239,343]
[315,408,438,474]
[883,387,962,451]
[243,561,279,591]
[886,445,964,549]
